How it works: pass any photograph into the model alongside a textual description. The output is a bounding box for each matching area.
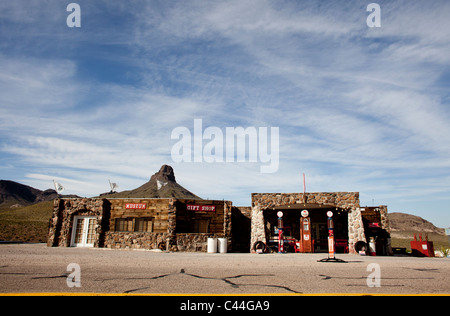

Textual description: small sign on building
[125,203,147,209]
[187,205,216,212]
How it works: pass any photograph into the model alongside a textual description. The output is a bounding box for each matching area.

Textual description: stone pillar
[224,201,233,238]
[378,205,393,255]
[250,205,266,252]
[47,199,64,247]
[378,205,390,233]
[348,207,366,254]
[167,198,177,251]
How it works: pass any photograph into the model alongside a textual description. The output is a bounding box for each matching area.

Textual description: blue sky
[1,1,450,227]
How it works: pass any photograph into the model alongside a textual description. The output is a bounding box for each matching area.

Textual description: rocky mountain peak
[150,164,176,183]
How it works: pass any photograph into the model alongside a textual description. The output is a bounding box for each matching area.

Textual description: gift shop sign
[187,205,216,212]
[125,203,147,209]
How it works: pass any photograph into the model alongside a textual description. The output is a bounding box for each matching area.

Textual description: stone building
[46,164,391,254]
[47,197,233,252]
[249,192,391,255]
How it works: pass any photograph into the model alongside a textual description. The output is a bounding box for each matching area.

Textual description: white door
[71,216,96,247]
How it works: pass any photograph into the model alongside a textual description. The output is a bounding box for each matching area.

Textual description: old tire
[253,241,266,253]
[354,241,368,253]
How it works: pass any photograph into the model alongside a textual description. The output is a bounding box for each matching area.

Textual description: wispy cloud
[0,0,449,226]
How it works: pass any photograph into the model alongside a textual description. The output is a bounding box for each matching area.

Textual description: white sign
[301,210,309,217]
[327,211,333,218]
[445,228,450,236]
[277,211,283,218]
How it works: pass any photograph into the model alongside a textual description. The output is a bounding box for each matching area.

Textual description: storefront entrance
[263,204,348,253]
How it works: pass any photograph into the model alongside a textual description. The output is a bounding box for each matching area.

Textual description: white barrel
[369,237,376,256]
[218,238,228,253]
[207,238,217,253]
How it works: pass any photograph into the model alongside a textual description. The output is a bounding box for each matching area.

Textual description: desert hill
[389,212,445,235]
[388,212,447,249]
[0,180,58,208]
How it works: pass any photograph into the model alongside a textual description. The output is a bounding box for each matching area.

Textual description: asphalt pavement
[1,244,449,295]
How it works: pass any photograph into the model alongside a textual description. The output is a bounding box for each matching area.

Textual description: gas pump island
[273,210,347,261]
[276,209,313,254]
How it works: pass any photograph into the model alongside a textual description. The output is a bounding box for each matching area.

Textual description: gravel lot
[1,243,449,295]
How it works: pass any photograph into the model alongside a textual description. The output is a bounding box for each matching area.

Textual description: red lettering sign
[187,205,216,212]
[125,203,147,209]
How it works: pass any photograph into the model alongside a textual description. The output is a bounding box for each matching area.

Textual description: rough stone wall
[250,192,365,254]
[347,207,367,253]
[250,205,266,251]
[47,199,63,247]
[48,197,232,252]
[176,233,223,252]
[104,232,170,250]
[47,198,108,247]
[251,192,360,210]
[378,205,390,233]
[104,232,224,252]
[223,201,233,239]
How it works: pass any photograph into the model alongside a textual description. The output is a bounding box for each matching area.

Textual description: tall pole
[303,173,306,194]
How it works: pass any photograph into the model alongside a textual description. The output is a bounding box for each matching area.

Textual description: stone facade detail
[47,193,389,254]
[250,205,266,249]
[47,198,109,248]
[347,207,367,251]
[378,205,390,233]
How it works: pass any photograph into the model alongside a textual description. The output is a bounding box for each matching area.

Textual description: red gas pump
[318,211,347,263]
[277,211,284,253]
[300,210,312,253]
[327,211,335,259]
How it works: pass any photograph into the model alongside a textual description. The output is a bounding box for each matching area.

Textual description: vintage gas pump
[318,211,346,262]
[277,211,284,253]
[327,211,335,259]
[300,210,312,253]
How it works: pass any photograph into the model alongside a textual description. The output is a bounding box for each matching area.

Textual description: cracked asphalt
[1,244,449,295]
